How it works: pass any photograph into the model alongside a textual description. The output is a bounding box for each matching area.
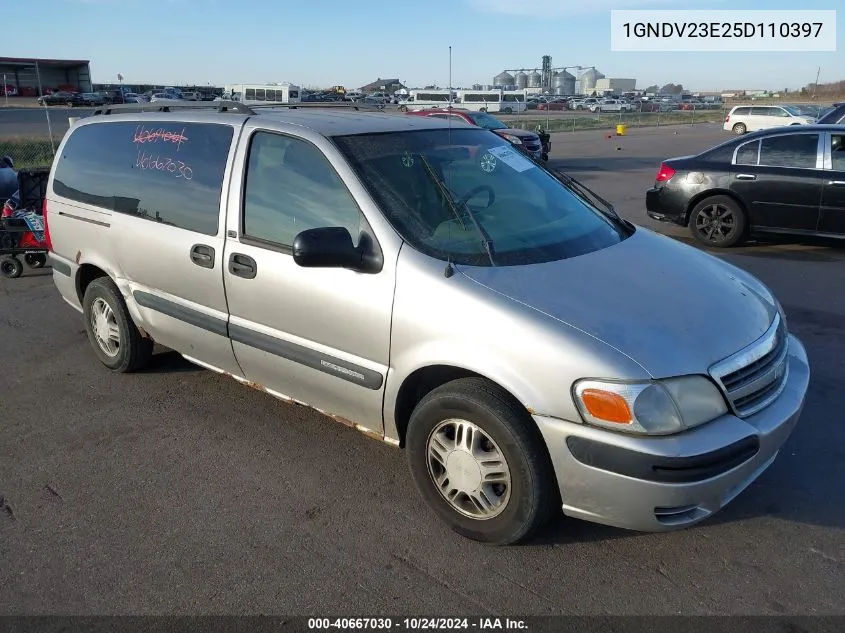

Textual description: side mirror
[292,227,362,270]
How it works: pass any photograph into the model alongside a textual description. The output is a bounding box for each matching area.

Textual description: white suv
[724,105,815,135]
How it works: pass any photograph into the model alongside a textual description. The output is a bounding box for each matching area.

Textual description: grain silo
[494,71,514,87]
[528,70,542,88]
[579,68,605,94]
[556,70,576,95]
[514,71,528,90]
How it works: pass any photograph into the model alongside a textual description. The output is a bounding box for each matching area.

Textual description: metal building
[0,57,92,96]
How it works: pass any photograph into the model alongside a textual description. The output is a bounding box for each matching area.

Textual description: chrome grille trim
[709,313,789,418]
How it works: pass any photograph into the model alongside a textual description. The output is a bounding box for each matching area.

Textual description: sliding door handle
[735,174,757,181]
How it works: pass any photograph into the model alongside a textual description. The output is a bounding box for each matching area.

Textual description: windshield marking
[487,146,535,173]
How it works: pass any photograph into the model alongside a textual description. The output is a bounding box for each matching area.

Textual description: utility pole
[813,66,821,99]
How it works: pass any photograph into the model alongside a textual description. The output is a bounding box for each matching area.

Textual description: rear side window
[733,107,751,116]
[52,121,234,235]
[734,140,760,165]
[759,134,819,168]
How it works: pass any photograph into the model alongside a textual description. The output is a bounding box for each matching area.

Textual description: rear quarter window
[51,120,234,235]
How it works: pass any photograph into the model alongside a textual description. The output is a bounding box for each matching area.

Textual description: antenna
[449,45,453,105]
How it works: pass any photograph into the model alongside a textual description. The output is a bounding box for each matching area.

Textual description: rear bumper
[49,252,83,313]
[534,334,809,532]
[646,186,688,225]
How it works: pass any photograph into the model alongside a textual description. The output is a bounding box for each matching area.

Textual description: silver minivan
[44,102,809,544]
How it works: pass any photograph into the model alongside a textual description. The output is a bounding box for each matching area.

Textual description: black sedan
[816,102,845,125]
[36,91,85,107]
[646,124,845,247]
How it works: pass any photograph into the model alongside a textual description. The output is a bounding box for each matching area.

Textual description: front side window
[759,134,819,168]
[332,129,630,267]
[245,89,255,100]
[52,121,233,235]
[242,131,362,247]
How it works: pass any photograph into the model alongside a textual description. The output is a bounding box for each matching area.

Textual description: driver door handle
[190,244,215,269]
[228,253,257,279]
[735,174,757,180]
[828,180,845,186]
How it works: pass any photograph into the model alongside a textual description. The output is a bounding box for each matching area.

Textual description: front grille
[709,313,789,418]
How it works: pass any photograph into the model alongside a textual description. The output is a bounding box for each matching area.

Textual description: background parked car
[537,99,568,111]
[646,124,845,247]
[723,105,816,135]
[590,99,633,113]
[36,91,84,107]
[79,92,106,106]
[406,107,549,161]
[816,102,845,125]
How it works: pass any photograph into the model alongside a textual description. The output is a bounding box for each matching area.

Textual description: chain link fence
[0,106,71,169]
[503,107,729,134]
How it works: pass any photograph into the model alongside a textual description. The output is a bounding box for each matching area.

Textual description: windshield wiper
[419,155,497,266]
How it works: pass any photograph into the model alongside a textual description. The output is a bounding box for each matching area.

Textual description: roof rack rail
[91,100,255,116]
[250,102,385,112]
[91,100,385,116]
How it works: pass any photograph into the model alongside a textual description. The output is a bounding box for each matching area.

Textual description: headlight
[572,376,728,435]
[500,133,523,145]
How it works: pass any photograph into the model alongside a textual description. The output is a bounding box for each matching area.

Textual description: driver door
[222,128,397,432]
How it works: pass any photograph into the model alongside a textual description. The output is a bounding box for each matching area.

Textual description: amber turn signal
[579,388,633,424]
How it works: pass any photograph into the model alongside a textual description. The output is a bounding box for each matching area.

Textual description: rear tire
[732,122,747,135]
[82,277,153,373]
[24,253,47,268]
[689,195,747,248]
[406,377,557,545]
[0,257,23,278]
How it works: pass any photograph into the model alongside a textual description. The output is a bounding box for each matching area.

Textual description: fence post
[34,60,57,155]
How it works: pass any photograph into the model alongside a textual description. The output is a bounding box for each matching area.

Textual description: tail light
[655,163,676,183]
[42,198,53,252]
[725,115,730,122]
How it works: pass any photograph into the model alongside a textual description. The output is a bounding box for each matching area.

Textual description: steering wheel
[456,185,495,210]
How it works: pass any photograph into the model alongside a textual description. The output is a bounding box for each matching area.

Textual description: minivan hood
[458,228,778,378]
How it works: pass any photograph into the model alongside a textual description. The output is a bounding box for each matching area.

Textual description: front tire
[689,195,747,248]
[406,378,557,545]
[732,122,746,135]
[82,277,153,373]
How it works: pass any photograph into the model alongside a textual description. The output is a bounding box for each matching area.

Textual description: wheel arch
[392,364,540,449]
[75,262,111,305]
[683,189,748,227]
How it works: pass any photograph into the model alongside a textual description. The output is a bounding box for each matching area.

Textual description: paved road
[0,106,91,138]
[1,125,843,616]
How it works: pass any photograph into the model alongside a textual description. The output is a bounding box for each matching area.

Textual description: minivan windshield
[781,105,804,117]
[332,128,631,266]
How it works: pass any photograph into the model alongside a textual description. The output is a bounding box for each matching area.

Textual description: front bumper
[534,334,809,532]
